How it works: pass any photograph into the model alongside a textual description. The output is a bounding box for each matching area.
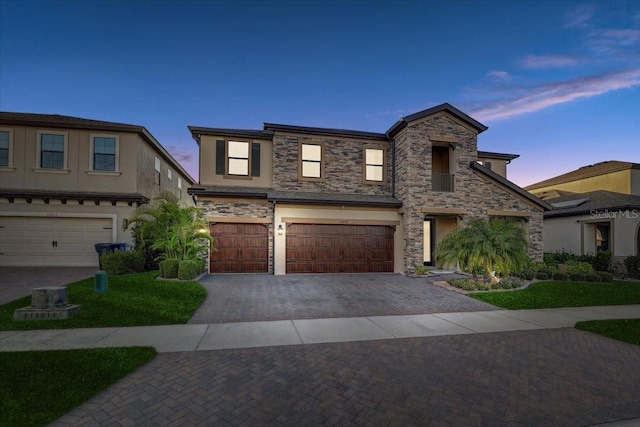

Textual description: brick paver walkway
[190,274,496,324]
[52,328,640,426]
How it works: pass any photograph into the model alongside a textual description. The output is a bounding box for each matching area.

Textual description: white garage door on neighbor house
[0,216,113,267]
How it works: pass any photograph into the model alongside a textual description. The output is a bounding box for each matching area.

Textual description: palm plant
[435,217,529,283]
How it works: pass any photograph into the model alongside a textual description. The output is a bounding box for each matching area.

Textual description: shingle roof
[188,186,402,208]
[0,111,196,184]
[188,126,274,142]
[387,103,488,137]
[0,189,149,204]
[525,161,639,191]
[544,190,640,218]
[477,151,519,161]
[470,162,551,210]
[263,123,389,141]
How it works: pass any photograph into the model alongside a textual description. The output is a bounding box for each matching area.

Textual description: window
[300,143,323,179]
[154,157,161,185]
[92,136,116,171]
[596,223,610,252]
[364,147,385,182]
[40,133,65,169]
[178,177,182,197]
[215,140,260,178]
[227,141,249,176]
[0,130,10,167]
[168,169,172,180]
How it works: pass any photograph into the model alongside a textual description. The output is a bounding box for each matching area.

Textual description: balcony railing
[432,173,455,192]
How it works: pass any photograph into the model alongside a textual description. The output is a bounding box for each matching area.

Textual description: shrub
[414,265,431,275]
[552,272,568,281]
[178,260,201,280]
[195,257,206,274]
[100,250,145,275]
[535,272,548,280]
[566,261,595,276]
[624,255,640,279]
[522,271,535,280]
[596,271,614,282]
[569,273,586,281]
[585,273,603,282]
[159,258,179,279]
[499,276,524,289]
[593,250,611,272]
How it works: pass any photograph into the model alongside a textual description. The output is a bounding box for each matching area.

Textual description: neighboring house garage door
[209,223,269,273]
[286,224,394,273]
[0,216,113,267]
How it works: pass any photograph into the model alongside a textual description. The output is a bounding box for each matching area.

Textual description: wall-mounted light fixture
[278,224,284,235]
[122,218,129,229]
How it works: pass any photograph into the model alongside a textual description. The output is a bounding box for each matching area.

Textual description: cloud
[565,4,594,28]
[586,28,640,55]
[167,145,195,163]
[470,69,640,122]
[520,54,579,69]
[486,70,513,82]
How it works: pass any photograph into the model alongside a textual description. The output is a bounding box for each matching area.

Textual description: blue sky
[1,0,638,186]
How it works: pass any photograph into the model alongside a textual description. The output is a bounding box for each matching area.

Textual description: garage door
[210,223,269,273]
[286,224,394,273]
[0,216,113,267]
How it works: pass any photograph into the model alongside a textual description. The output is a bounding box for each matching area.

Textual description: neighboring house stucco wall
[531,169,632,196]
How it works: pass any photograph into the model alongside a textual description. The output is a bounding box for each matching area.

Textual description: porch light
[278,224,284,235]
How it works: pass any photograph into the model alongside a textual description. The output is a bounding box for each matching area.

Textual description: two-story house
[188,103,549,275]
[0,112,196,267]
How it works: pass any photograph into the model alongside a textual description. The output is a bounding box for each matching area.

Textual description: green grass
[0,271,206,330]
[470,280,640,310]
[575,319,640,346]
[0,347,156,427]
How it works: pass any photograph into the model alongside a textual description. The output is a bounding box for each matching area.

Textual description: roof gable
[387,103,488,137]
[525,160,639,191]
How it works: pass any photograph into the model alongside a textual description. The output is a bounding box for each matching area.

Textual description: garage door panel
[286,224,394,273]
[210,223,268,273]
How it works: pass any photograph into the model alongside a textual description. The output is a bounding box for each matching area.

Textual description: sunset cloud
[167,145,195,164]
[565,4,594,28]
[486,70,513,82]
[520,54,579,69]
[471,69,640,122]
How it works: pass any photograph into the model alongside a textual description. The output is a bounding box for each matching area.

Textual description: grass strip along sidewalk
[0,347,156,427]
[0,271,206,331]
[575,319,640,346]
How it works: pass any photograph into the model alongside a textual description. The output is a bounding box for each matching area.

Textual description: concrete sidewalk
[1,305,638,353]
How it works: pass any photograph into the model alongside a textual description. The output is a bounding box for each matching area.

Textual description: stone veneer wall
[272,134,392,195]
[394,114,544,273]
[197,198,274,273]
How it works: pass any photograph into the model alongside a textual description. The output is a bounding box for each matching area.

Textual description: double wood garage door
[210,223,394,273]
[0,216,113,267]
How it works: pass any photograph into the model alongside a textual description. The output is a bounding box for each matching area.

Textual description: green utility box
[95,270,107,294]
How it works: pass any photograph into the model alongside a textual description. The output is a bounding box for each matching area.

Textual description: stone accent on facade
[272,134,392,195]
[393,114,544,273]
[198,198,275,273]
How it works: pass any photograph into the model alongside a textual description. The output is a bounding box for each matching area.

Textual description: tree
[435,217,529,283]
[127,191,214,272]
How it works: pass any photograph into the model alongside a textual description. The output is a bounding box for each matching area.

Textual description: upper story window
[154,157,161,185]
[39,132,66,169]
[0,129,11,167]
[364,147,385,183]
[92,136,117,171]
[215,140,261,178]
[168,169,172,180]
[178,177,182,197]
[477,160,492,170]
[432,145,454,192]
[299,142,323,180]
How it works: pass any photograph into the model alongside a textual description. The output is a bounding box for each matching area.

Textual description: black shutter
[251,143,261,177]
[215,140,225,175]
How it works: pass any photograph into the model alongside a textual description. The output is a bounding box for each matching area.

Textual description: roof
[387,103,488,137]
[0,111,196,185]
[470,162,551,210]
[544,190,640,218]
[0,189,149,204]
[188,186,402,208]
[525,161,639,191]
[188,126,274,143]
[263,123,389,141]
[477,151,520,161]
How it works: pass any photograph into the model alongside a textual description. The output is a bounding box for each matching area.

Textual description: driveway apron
[189,273,497,324]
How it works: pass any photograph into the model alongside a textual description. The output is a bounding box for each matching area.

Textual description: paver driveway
[0,267,96,305]
[52,328,640,426]
[189,273,497,324]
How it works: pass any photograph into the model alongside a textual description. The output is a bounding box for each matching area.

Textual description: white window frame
[89,133,119,172]
[168,169,172,180]
[299,142,324,181]
[36,130,68,171]
[364,146,385,183]
[154,157,161,185]
[227,140,250,177]
[0,127,13,168]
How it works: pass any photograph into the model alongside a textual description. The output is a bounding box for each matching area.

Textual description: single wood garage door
[286,224,394,273]
[210,223,269,273]
[0,216,113,267]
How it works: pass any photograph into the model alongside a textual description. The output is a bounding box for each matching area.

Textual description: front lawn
[575,319,640,346]
[0,347,156,427]
[0,271,206,330]
[470,280,640,310]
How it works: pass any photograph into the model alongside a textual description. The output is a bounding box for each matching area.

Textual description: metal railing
[432,173,455,192]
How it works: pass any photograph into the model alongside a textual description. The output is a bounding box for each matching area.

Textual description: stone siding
[394,115,544,273]
[272,134,392,195]
[198,198,274,273]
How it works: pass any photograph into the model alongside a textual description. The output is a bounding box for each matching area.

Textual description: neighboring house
[543,190,640,263]
[0,112,196,267]
[188,103,549,275]
[525,160,640,199]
